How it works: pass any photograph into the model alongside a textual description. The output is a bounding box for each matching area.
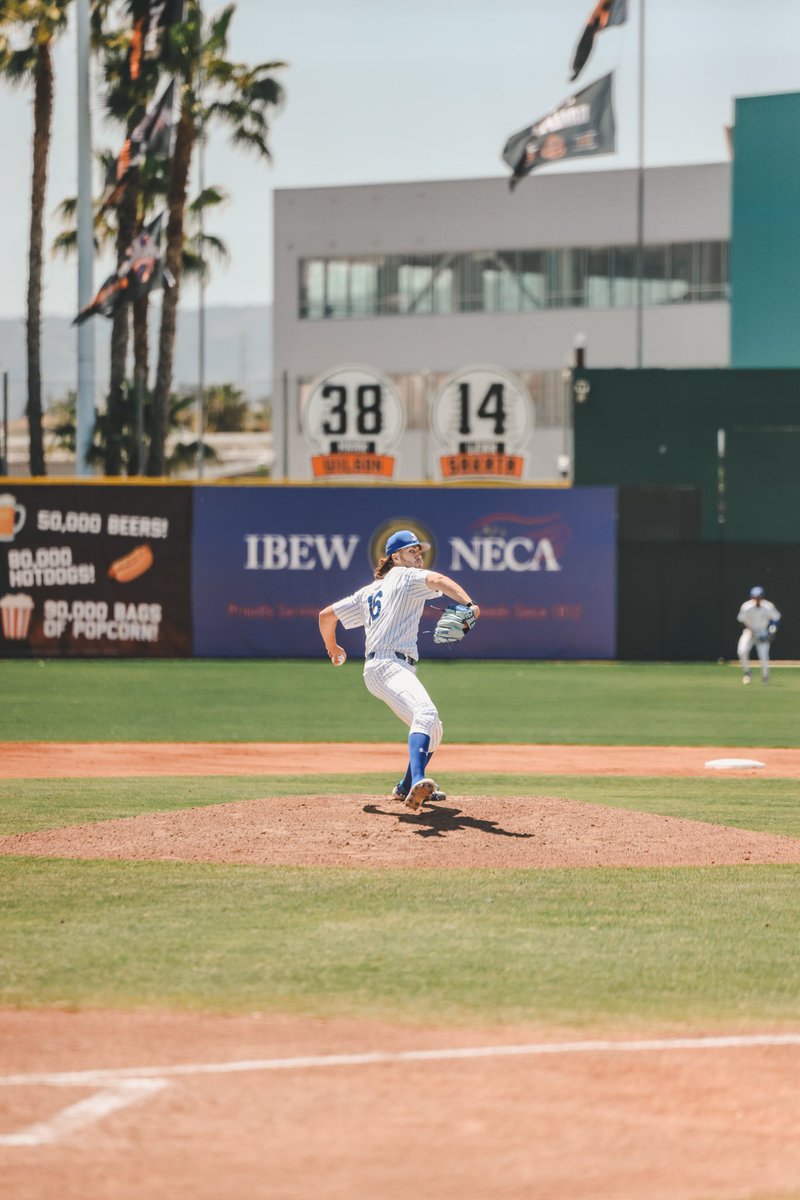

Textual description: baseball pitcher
[318,528,479,812]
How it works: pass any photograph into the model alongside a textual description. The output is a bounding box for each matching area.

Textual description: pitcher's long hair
[374,555,395,580]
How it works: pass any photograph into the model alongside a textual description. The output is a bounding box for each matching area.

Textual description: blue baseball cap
[385,529,431,556]
[750,586,765,598]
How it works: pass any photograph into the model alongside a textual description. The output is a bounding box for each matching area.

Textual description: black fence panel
[618,541,800,661]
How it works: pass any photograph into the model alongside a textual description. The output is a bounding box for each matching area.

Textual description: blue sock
[399,751,433,795]
[408,732,431,785]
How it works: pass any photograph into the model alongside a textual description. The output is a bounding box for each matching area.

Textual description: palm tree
[147,2,284,475]
[54,167,229,474]
[48,384,218,475]
[0,0,72,476]
[93,3,163,474]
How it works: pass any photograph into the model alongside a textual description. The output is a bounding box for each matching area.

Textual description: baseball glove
[433,603,478,644]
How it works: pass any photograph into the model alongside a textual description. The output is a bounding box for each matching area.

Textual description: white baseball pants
[363,658,443,749]
[737,629,771,676]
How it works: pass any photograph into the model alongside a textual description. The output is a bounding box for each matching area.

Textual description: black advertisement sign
[0,484,192,658]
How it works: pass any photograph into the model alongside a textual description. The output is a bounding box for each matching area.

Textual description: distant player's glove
[433,603,477,644]
[757,630,771,643]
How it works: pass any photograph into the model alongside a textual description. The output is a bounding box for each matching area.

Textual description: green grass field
[2,658,798,744]
[2,857,798,1025]
[1,659,798,1029]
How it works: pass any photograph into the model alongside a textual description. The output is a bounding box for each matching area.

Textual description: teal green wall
[731,92,800,367]
[573,368,800,543]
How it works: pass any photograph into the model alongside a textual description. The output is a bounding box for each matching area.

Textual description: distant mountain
[0,304,272,420]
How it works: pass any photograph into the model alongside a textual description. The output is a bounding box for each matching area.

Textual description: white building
[272,163,730,482]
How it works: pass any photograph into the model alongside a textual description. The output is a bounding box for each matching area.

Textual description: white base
[704,757,766,770]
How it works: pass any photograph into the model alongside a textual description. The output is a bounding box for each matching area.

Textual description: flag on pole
[73,270,131,325]
[126,212,175,302]
[128,0,187,81]
[100,78,177,211]
[73,213,173,325]
[142,0,187,60]
[130,78,176,160]
[570,0,627,82]
[502,73,616,190]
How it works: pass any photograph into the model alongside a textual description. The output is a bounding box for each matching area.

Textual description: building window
[299,260,325,319]
[298,240,729,319]
[699,241,728,300]
[324,261,349,317]
[585,247,611,307]
[641,245,669,305]
[517,251,547,310]
[610,246,637,306]
[399,256,435,314]
[349,260,379,317]
[668,243,695,302]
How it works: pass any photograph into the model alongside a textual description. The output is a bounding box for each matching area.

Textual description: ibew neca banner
[192,487,616,659]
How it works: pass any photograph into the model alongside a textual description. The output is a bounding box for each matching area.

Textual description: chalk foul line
[0,1078,166,1147]
[2,1031,800,1091]
[2,1034,799,1147]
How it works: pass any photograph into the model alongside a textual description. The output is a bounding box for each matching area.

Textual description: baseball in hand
[332,652,346,666]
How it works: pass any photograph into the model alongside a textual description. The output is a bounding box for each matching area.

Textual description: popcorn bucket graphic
[0,594,34,640]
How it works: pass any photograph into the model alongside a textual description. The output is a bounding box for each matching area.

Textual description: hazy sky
[1,0,799,318]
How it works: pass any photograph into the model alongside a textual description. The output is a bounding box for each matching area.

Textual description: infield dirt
[2,740,799,778]
[1,741,799,869]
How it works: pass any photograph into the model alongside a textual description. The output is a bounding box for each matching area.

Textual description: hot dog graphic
[108,543,154,582]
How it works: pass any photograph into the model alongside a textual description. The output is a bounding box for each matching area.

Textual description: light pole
[75,0,95,474]
[635,0,646,369]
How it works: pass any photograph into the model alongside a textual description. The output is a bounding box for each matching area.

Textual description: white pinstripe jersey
[332,566,442,660]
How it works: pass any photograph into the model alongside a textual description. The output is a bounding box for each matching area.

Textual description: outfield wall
[0,482,616,661]
[618,541,800,662]
[4,480,796,662]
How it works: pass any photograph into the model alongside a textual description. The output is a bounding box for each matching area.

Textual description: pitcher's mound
[2,794,799,869]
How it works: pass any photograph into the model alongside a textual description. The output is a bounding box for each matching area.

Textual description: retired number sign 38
[431,364,534,481]
[302,364,405,480]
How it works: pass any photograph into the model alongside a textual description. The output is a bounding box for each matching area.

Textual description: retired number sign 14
[430,365,534,480]
[302,364,406,480]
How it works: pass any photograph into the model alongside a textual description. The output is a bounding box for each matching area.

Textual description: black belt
[367,651,417,666]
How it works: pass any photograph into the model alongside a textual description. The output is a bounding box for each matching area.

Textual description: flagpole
[76,0,95,475]
[635,0,646,368]
[196,3,206,480]
[197,124,206,479]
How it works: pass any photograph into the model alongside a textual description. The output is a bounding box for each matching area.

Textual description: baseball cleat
[392,783,447,803]
[404,778,438,813]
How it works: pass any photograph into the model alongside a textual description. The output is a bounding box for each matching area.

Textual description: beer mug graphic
[0,494,26,542]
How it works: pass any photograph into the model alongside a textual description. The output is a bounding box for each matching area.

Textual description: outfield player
[737,586,781,685]
[318,528,479,812]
